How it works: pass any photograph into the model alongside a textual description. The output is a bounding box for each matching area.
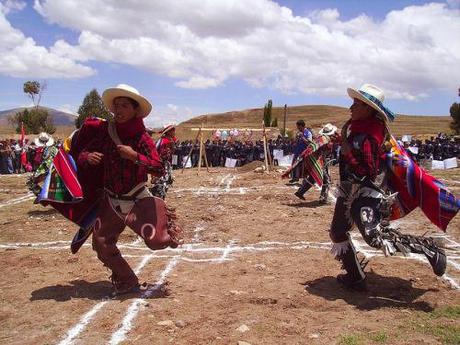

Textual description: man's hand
[117,145,137,161]
[87,152,104,165]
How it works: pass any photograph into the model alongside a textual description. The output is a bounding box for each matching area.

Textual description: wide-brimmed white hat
[347,84,396,122]
[161,124,176,135]
[102,83,152,118]
[319,123,338,136]
[34,132,54,147]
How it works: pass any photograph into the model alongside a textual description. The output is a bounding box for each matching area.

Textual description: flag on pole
[20,121,25,146]
[20,122,27,167]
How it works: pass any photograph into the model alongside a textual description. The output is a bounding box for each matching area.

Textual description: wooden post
[262,123,269,172]
[182,127,201,174]
[283,104,287,137]
[197,124,204,175]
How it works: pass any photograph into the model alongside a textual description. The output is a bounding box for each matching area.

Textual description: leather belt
[105,186,145,201]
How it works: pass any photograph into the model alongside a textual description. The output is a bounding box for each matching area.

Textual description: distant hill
[0,106,77,126]
[175,105,452,140]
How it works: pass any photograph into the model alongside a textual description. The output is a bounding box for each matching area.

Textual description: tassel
[331,240,350,257]
[381,239,396,257]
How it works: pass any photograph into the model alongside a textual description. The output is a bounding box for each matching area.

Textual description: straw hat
[102,83,152,118]
[161,124,176,135]
[34,132,54,147]
[347,84,396,122]
[319,123,338,136]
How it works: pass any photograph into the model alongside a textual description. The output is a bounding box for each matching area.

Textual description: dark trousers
[329,191,382,247]
[297,167,331,201]
[92,195,174,289]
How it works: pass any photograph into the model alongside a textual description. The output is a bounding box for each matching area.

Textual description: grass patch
[338,334,363,345]
[369,331,388,343]
[420,324,460,345]
[428,306,460,320]
[411,307,460,345]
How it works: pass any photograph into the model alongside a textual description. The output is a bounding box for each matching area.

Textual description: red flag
[20,122,27,167]
[20,121,25,147]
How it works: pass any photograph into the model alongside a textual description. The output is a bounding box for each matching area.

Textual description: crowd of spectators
[401,133,460,163]
[172,134,339,169]
[0,136,62,174]
[1,131,458,174]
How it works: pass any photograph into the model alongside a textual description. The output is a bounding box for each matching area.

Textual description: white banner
[408,146,419,155]
[273,149,284,160]
[182,157,192,168]
[172,155,178,165]
[444,157,458,170]
[225,158,238,168]
[431,160,445,170]
[278,154,294,167]
[402,135,412,143]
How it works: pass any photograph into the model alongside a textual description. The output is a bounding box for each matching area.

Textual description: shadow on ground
[30,280,170,302]
[27,208,59,217]
[302,271,438,312]
[283,200,328,208]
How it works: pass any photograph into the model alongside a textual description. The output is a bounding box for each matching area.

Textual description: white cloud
[1,0,26,14]
[57,104,77,115]
[0,3,95,78]
[145,103,194,127]
[9,0,460,101]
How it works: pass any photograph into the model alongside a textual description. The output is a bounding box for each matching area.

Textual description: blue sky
[0,0,459,127]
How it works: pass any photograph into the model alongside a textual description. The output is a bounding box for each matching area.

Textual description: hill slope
[0,106,76,126]
[176,105,452,139]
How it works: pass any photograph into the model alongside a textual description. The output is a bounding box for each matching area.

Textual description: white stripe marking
[109,256,180,345]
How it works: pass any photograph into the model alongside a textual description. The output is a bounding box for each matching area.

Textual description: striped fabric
[385,136,460,231]
[282,135,331,186]
[37,148,83,204]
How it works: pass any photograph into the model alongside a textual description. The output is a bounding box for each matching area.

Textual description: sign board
[444,157,458,170]
[273,149,284,160]
[182,157,192,168]
[431,160,445,170]
[225,158,238,168]
[279,154,294,167]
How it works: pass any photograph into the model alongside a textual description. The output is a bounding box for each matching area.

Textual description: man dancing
[330,84,459,290]
[292,123,338,204]
[77,84,181,295]
[150,124,176,199]
[289,120,313,183]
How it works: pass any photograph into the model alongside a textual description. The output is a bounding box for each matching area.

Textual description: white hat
[347,84,396,122]
[319,123,338,136]
[161,124,176,134]
[102,84,152,118]
[34,132,54,147]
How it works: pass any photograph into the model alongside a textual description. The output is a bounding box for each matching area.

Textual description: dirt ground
[0,166,459,345]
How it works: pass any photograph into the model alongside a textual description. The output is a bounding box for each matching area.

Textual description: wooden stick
[262,122,269,172]
[181,127,201,174]
[197,125,204,175]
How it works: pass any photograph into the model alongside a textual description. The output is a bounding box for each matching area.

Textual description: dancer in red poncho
[149,124,177,199]
[76,84,182,295]
[329,84,459,291]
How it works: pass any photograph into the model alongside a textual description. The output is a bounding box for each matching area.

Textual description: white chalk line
[58,225,204,345]
[0,193,34,208]
[57,300,109,345]
[109,256,180,345]
[174,184,296,196]
[351,234,460,290]
[57,253,155,345]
